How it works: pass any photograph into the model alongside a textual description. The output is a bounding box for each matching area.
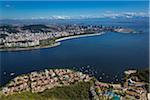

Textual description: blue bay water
[0,18,149,85]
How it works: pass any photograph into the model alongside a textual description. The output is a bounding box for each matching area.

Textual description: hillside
[0,81,92,100]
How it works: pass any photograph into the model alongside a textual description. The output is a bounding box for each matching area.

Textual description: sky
[0,1,149,19]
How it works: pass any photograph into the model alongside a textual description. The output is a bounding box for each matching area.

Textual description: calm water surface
[0,19,149,85]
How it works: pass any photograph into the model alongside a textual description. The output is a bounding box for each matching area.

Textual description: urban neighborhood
[1,69,149,100]
[0,24,136,50]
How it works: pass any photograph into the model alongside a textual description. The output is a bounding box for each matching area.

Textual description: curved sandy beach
[55,32,105,42]
[0,32,105,51]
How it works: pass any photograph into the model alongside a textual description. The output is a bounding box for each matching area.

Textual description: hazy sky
[0,1,149,19]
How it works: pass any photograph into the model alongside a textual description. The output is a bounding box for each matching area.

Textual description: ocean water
[0,18,149,85]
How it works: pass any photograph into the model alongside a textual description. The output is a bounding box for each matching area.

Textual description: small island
[0,24,139,51]
[0,68,149,100]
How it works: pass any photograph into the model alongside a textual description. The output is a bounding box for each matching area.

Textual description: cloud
[46,12,149,19]
[49,16,71,19]
[100,12,149,19]
[5,11,148,20]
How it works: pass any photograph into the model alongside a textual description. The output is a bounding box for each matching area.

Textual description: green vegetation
[0,25,19,33]
[21,25,51,33]
[0,81,91,100]
[39,38,56,46]
[0,91,43,100]
[137,69,149,92]
[125,68,149,92]
[41,82,91,100]
[124,68,149,83]
[113,90,126,97]
[137,68,149,83]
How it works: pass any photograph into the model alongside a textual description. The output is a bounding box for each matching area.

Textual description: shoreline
[55,32,105,42]
[1,68,148,100]
[0,32,105,52]
[0,42,61,52]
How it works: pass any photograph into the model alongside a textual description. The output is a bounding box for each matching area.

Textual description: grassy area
[0,81,92,100]
[39,38,56,46]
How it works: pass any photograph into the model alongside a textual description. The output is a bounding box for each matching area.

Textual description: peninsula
[0,24,137,51]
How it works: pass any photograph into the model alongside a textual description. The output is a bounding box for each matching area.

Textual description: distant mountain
[0,16,148,25]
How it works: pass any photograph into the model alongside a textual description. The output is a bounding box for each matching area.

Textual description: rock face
[114,28,136,33]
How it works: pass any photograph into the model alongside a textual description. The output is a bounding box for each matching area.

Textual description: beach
[55,32,105,42]
[0,32,105,52]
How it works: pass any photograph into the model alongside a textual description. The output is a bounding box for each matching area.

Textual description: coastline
[1,68,148,100]
[0,42,61,52]
[55,32,105,42]
[0,32,105,52]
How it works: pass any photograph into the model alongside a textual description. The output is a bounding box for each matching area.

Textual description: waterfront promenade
[0,32,105,51]
[55,32,105,42]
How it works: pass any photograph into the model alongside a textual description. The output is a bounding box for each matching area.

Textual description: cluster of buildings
[0,33,52,48]
[114,28,136,33]
[1,69,148,100]
[90,70,148,100]
[123,70,148,100]
[2,75,30,95]
[2,69,91,95]
[0,24,113,49]
[90,81,122,100]
[3,40,40,48]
